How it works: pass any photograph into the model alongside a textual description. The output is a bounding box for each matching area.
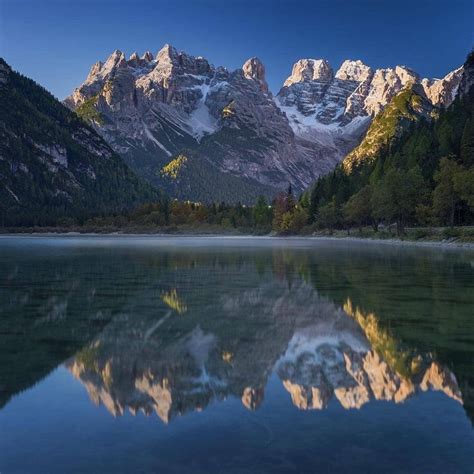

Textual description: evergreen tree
[454,168,474,208]
[253,195,271,228]
[317,198,341,231]
[460,117,474,167]
[433,158,464,226]
[343,185,376,231]
[372,167,426,234]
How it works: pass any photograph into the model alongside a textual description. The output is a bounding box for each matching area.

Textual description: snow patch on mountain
[187,82,218,140]
[65,45,463,201]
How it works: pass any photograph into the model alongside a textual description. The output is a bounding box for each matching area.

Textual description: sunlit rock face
[278,340,462,411]
[241,387,265,410]
[420,362,463,403]
[66,280,463,423]
[242,57,268,93]
[275,59,462,170]
[422,67,463,107]
[283,59,334,87]
[65,46,462,202]
[66,279,332,422]
[65,45,321,200]
[67,323,228,423]
[276,300,463,411]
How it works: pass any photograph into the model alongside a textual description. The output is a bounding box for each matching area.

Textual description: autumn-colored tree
[272,192,290,231]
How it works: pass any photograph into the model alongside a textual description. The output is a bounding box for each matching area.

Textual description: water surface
[1,236,473,473]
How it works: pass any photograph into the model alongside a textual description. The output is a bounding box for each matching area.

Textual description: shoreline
[304,235,474,250]
[1,232,473,250]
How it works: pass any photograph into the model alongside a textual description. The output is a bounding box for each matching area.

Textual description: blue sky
[1,0,473,99]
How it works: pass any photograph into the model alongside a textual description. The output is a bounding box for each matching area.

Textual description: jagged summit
[156,43,178,61]
[421,67,463,106]
[284,59,333,86]
[141,51,154,61]
[65,44,464,203]
[335,60,372,82]
[276,56,461,132]
[242,57,268,93]
[106,49,126,65]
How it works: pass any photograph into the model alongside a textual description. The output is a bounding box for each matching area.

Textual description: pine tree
[460,117,474,167]
[433,158,464,227]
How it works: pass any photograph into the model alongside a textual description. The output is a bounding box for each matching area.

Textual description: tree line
[301,53,474,235]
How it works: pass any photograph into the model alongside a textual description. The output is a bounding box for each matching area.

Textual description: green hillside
[304,52,474,234]
[0,58,159,226]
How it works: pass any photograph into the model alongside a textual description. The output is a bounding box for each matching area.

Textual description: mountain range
[0,45,469,226]
[64,44,463,202]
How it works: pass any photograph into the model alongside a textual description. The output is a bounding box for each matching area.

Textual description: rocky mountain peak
[156,43,179,63]
[242,57,268,93]
[65,45,466,203]
[127,52,142,68]
[105,49,126,67]
[152,44,213,77]
[335,60,373,82]
[360,66,420,116]
[86,61,103,81]
[284,59,333,87]
[94,50,127,80]
[394,65,419,85]
[422,66,463,107]
[141,51,154,62]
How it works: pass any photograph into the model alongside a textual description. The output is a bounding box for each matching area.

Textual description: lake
[0,236,473,473]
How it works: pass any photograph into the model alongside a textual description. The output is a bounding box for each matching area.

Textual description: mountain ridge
[65,44,462,203]
[304,49,474,233]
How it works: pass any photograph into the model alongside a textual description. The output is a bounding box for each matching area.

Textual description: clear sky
[1,0,473,99]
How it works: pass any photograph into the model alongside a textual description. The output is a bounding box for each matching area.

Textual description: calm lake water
[0,236,473,473]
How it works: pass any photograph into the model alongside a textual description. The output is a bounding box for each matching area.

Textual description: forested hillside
[302,51,474,234]
[0,59,158,226]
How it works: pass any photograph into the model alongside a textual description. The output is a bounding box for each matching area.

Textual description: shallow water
[0,236,473,473]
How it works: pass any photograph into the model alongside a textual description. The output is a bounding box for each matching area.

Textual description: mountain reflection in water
[0,237,473,474]
[1,237,470,420]
[65,287,462,423]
